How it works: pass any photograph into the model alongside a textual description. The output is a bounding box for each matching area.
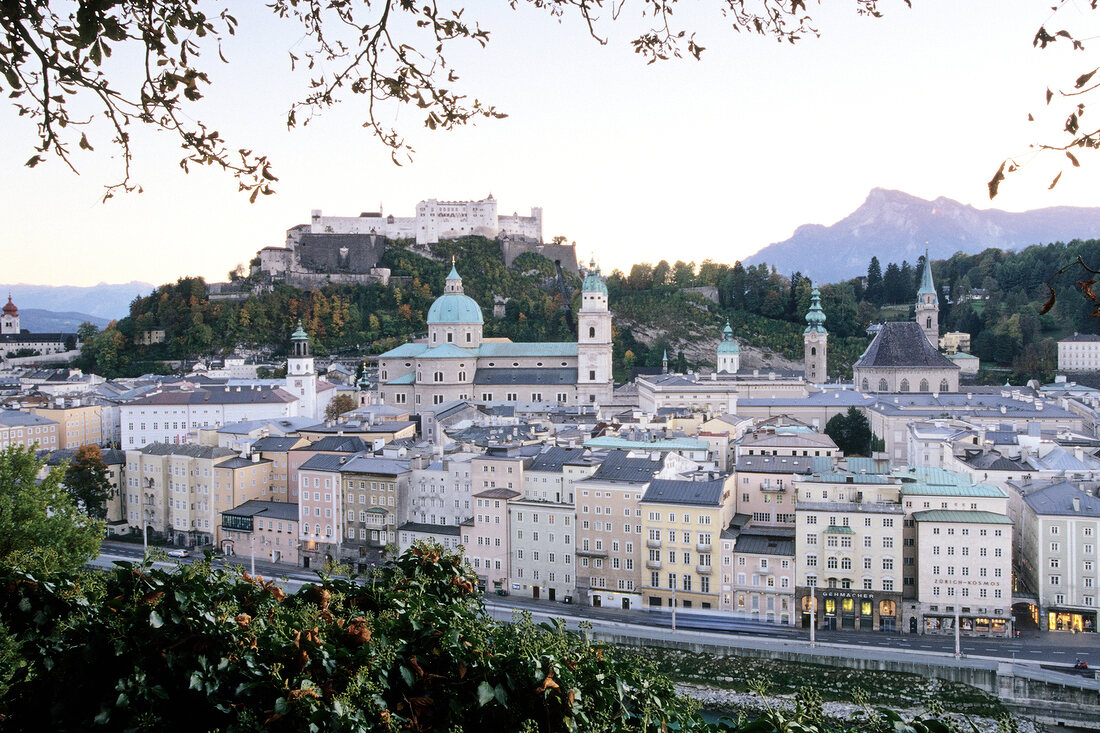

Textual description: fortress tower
[803,286,828,384]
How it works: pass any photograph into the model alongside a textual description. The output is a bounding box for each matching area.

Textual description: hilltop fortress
[254,195,578,288]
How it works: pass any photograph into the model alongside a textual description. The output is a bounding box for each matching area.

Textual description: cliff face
[745,188,1100,281]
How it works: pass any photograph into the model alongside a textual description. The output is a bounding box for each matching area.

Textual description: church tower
[803,286,828,384]
[716,320,740,374]
[287,321,318,419]
[1,295,19,335]
[577,258,614,406]
[915,253,939,348]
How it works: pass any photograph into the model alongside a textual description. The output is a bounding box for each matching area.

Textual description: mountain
[18,309,110,333]
[0,282,154,321]
[745,188,1100,283]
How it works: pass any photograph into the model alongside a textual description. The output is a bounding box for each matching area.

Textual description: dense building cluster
[5,254,1100,639]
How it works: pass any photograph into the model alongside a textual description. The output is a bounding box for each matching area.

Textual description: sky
[3,1,1100,287]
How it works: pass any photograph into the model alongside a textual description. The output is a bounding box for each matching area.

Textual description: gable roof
[643,477,727,506]
[854,321,959,370]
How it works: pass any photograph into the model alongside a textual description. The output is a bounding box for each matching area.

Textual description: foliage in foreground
[0,544,967,733]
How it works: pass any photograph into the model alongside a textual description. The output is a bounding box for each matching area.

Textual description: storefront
[796,587,901,632]
[1047,609,1097,633]
[922,614,1009,637]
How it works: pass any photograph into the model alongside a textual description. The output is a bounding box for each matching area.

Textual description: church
[0,296,73,360]
[853,256,960,393]
[376,262,614,409]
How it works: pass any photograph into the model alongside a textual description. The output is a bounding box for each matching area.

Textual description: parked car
[166,548,190,558]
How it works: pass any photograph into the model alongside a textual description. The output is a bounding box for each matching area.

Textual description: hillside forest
[71,237,1100,384]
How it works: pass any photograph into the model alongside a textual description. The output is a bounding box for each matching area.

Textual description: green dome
[291,321,309,340]
[804,287,827,334]
[428,293,484,324]
[717,321,739,353]
[582,258,608,296]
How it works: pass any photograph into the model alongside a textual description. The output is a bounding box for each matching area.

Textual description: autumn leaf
[1039,285,1057,315]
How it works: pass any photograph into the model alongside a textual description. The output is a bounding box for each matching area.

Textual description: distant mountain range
[745,188,1100,283]
[0,282,153,322]
[18,308,111,334]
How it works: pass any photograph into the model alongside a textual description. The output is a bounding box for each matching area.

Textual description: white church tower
[716,321,740,373]
[287,321,318,419]
[576,258,614,406]
[1,295,20,335]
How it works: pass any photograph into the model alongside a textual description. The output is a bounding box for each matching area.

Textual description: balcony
[647,538,662,549]
[696,543,712,553]
[760,482,785,493]
[646,560,662,570]
[696,564,713,575]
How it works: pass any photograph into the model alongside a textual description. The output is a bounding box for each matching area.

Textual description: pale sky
[3,1,1100,287]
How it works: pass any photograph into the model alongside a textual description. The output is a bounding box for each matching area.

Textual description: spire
[917,250,937,300]
[723,320,733,340]
[445,261,463,293]
[804,286,827,334]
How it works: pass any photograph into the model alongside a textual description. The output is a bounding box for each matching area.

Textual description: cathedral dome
[427,265,484,325]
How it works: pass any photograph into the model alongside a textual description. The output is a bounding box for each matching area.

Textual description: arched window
[919,379,929,392]
[861,378,869,391]
[878,378,888,391]
[940,379,950,392]
[899,379,910,392]
[811,347,817,356]
[588,326,595,338]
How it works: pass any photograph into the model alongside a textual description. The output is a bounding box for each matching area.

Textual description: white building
[1058,334,1100,373]
[121,386,299,448]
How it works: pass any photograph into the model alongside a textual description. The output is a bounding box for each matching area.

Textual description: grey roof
[138,443,237,460]
[473,368,576,386]
[299,452,356,472]
[963,453,1026,471]
[1023,482,1100,517]
[398,521,461,537]
[252,437,304,452]
[126,387,297,406]
[0,410,57,427]
[643,476,728,506]
[222,500,299,522]
[733,530,795,556]
[341,455,411,475]
[217,456,271,469]
[528,446,587,473]
[854,321,959,369]
[42,448,125,466]
[734,454,817,474]
[300,436,370,453]
[0,333,68,343]
[1061,333,1100,342]
[586,450,665,484]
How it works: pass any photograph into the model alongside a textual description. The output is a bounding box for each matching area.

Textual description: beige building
[0,410,59,450]
[939,331,971,355]
[339,455,411,569]
[220,499,300,565]
[853,322,960,394]
[733,454,817,526]
[464,487,518,591]
[641,476,736,610]
[30,403,103,449]
[794,472,905,632]
[911,510,1013,636]
[721,526,796,624]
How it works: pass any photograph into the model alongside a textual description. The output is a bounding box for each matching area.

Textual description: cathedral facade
[376,263,614,409]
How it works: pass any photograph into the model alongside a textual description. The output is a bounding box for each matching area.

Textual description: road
[93,542,1100,678]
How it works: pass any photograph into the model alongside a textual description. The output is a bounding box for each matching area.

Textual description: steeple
[803,284,827,384]
[662,349,669,374]
[445,261,464,294]
[915,251,939,348]
[717,320,740,373]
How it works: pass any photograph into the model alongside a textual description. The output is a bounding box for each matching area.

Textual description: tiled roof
[586,449,664,484]
[222,499,299,522]
[125,387,297,405]
[398,521,461,536]
[854,321,959,369]
[734,454,817,474]
[0,410,57,427]
[899,483,1006,498]
[912,510,1012,524]
[1022,481,1100,517]
[138,443,236,460]
[583,436,708,451]
[300,436,370,453]
[252,437,304,452]
[528,446,586,473]
[733,531,795,556]
[217,456,271,469]
[341,456,411,475]
[642,477,727,506]
[473,487,521,499]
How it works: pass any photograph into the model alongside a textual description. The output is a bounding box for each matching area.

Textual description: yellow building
[30,403,103,449]
[640,475,736,610]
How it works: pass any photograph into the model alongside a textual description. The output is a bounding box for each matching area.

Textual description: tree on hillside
[0,446,103,575]
[824,407,872,457]
[63,444,114,521]
[865,257,884,306]
[324,393,358,422]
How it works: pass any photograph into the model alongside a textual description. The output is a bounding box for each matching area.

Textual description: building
[803,286,828,384]
[940,331,972,355]
[733,454,818,526]
[0,296,73,359]
[1019,481,1100,632]
[1058,334,1100,373]
[408,454,474,527]
[296,453,346,569]
[853,321,960,394]
[716,322,740,374]
[377,263,613,409]
[338,455,411,567]
[121,386,299,448]
[220,499,300,565]
[30,402,104,448]
[0,410,59,450]
[640,476,736,610]
[721,525,796,624]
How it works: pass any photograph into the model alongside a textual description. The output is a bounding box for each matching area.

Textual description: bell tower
[577,258,613,406]
[287,321,318,419]
[803,286,828,384]
[915,252,939,348]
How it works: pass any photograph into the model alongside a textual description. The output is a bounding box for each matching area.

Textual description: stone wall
[501,240,579,275]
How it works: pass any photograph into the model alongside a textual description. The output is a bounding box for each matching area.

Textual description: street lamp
[809,593,817,649]
[954,604,962,660]
[671,580,677,632]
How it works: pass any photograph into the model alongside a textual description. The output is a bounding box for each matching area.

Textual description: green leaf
[477,680,494,706]
[399,666,414,687]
